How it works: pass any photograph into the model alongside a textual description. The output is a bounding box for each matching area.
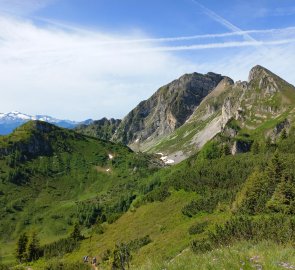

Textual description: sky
[0,0,295,121]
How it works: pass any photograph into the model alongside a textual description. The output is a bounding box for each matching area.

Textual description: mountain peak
[248,65,273,82]
[17,120,60,133]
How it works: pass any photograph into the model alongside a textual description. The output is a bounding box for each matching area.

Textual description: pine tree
[280,128,287,140]
[232,170,269,214]
[70,223,82,241]
[266,151,284,196]
[16,233,28,263]
[265,136,272,151]
[221,144,231,156]
[267,173,295,214]
[27,232,41,262]
[251,140,260,154]
[112,243,131,270]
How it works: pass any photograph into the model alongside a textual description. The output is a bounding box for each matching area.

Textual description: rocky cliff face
[148,65,295,162]
[112,72,225,148]
[76,65,295,164]
[75,118,121,141]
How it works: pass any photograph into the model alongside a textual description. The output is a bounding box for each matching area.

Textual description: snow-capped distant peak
[0,111,84,135]
[0,111,78,125]
[0,111,32,121]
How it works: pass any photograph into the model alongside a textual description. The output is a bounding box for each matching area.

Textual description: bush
[127,235,152,251]
[188,221,208,235]
[144,187,171,203]
[191,239,212,253]
[208,215,295,247]
[182,197,218,217]
[43,238,80,259]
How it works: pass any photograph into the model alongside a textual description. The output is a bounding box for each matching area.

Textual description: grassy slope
[64,190,228,268]
[2,104,295,270]
[140,241,295,270]
[0,121,161,265]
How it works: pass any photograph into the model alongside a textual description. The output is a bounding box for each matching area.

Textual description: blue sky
[0,0,295,120]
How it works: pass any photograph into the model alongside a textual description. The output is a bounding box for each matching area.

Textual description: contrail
[127,38,295,53]
[34,17,295,45]
[191,0,256,42]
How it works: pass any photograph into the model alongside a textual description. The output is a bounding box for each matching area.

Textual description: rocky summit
[111,72,225,149]
[78,65,295,164]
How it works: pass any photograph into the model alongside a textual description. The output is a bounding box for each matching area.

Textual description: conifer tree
[112,243,131,270]
[267,173,295,214]
[266,151,284,196]
[251,140,260,154]
[16,232,28,263]
[280,128,287,140]
[70,223,82,241]
[27,232,41,262]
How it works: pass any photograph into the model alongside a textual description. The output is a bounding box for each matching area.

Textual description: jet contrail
[191,0,256,42]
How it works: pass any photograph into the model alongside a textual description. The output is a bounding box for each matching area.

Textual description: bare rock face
[112,72,225,147]
[249,65,282,94]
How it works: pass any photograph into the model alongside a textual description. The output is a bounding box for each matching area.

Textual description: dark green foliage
[27,232,41,262]
[16,232,41,263]
[233,152,289,214]
[77,199,105,228]
[75,118,121,141]
[251,140,260,154]
[127,235,151,251]
[191,215,295,253]
[209,215,295,246]
[143,186,171,203]
[7,168,28,185]
[191,239,212,253]
[221,144,231,156]
[16,233,28,263]
[70,224,83,241]
[280,128,288,140]
[0,265,9,270]
[112,243,131,270]
[188,221,209,235]
[227,118,241,132]
[102,249,112,262]
[108,236,151,269]
[42,238,79,259]
[233,171,269,214]
[201,142,222,160]
[267,174,295,214]
[182,196,219,217]
[265,136,273,151]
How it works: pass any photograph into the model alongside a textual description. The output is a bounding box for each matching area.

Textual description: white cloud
[0,16,197,120]
[0,15,294,121]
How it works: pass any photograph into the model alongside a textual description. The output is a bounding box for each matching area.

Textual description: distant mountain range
[0,111,93,135]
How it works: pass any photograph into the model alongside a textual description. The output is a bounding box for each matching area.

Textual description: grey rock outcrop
[112,72,225,147]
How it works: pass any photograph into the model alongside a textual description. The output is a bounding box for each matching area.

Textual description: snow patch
[108,154,114,160]
[157,153,175,164]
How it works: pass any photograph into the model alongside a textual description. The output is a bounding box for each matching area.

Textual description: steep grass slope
[0,121,162,265]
